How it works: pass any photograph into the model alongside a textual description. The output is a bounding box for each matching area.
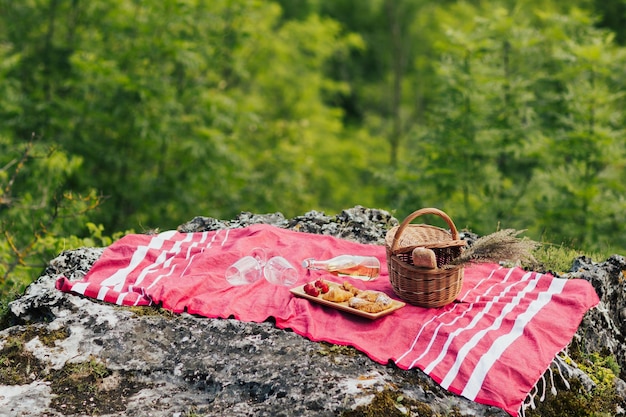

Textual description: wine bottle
[301,255,380,280]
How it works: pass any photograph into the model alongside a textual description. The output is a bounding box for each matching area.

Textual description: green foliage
[0,6,625,417]
[527,349,622,417]
[47,356,143,414]
[1,0,626,308]
[578,352,621,386]
[0,135,123,304]
[527,377,618,417]
[339,387,437,417]
[0,0,380,232]
[0,335,44,385]
[381,1,626,254]
[532,243,589,274]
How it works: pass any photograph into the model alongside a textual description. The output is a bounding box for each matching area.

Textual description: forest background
[1,0,626,303]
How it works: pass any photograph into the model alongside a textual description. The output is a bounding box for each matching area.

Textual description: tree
[529,10,626,249]
[1,0,626,257]
[0,135,106,299]
[386,1,626,252]
[0,0,378,232]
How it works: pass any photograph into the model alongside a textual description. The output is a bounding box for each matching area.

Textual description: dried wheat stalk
[444,229,539,268]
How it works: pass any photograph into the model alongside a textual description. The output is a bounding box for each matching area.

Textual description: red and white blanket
[56,224,599,416]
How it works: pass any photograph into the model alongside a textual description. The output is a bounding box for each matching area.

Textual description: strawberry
[303,283,320,297]
[314,279,330,294]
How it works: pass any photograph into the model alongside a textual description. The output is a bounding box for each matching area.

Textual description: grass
[339,387,464,417]
[525,347,622,417]
[531,242,613,275]
[0,324,69,385]
[47,356,145,414]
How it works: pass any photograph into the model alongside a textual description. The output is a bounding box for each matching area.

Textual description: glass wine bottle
[301,255,380,280]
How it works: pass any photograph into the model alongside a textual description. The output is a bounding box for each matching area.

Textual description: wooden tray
[290,281,406,320]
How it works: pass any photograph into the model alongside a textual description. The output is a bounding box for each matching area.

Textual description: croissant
[348,297,392,313]
[322,286,353,303]
[356,290,380,303]
[374,293,392,307]
[348,297,370,309]
[342,281,361,296]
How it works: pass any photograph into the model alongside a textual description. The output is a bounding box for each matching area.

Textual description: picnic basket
[385,208,466,308]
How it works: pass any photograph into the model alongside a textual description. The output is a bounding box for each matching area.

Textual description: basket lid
[385,208,466,254]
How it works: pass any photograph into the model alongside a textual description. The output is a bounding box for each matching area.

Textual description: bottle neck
[302,256,358,271]
[302,258,325,270]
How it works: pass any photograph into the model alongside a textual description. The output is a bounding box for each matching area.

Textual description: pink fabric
[56,224,599,416]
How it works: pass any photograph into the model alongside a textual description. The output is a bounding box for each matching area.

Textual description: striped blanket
[55,224,599,416]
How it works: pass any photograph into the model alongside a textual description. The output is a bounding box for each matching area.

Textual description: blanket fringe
[519,348,572,416]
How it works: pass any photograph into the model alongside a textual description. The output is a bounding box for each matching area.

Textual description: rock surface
[1,206,625,417]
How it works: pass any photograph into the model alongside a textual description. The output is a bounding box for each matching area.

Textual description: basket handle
[391,208,460,251]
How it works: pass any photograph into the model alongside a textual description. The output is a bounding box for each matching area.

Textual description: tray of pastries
[290,279,405,320]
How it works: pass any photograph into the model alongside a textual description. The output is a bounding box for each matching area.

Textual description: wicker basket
[385,208,466,308]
